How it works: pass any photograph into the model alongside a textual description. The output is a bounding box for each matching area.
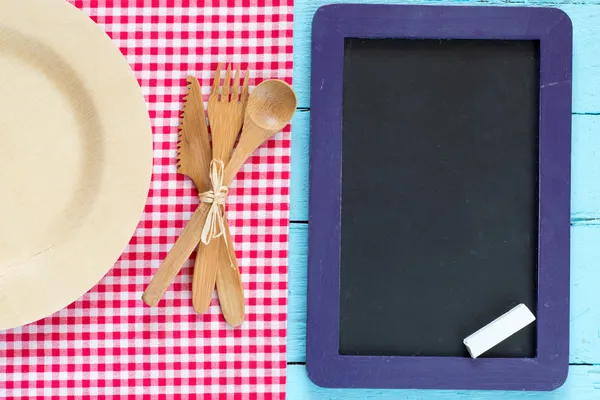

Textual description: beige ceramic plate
[0,0,152,329]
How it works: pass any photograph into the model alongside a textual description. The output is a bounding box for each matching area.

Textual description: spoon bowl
[246,80,297,131]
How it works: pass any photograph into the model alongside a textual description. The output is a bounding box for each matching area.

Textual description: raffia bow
[199,159,229,246]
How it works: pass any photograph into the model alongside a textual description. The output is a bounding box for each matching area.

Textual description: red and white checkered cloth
[0,1,293,398]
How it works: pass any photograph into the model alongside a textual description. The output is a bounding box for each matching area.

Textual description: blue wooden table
[286,0,600,398]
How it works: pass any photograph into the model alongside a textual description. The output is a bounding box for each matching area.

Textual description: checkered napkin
[0,1,293,398]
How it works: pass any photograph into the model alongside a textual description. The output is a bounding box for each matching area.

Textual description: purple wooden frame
[307,4,572,391]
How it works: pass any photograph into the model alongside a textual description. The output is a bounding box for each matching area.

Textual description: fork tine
[222,64,232,102]
[211,62,221,98]
[241,67,250,106]
[231,65,241,102]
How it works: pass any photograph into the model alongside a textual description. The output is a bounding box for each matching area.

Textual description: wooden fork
[192,63,247,326]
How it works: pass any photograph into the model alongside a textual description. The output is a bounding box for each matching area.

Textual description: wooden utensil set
[142,64,297,327]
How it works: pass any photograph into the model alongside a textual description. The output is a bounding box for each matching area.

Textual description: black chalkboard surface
[339,38,539,358]
[308,4,571,390]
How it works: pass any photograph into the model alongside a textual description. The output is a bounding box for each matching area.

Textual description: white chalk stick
[463,304,536,358]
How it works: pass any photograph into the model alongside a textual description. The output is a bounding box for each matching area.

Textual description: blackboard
[339,38,539,358]
[307,4,572,391]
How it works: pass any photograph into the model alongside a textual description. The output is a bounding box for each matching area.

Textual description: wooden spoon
[215,79,297,326]
[142,79,297,308]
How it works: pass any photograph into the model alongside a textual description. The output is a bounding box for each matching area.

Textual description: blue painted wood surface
[288,0,600,398]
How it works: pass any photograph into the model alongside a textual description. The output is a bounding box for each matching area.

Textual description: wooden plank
[293,1,600,113]
[570,225,600,363]
[288,223,308,361]
[286,364,600,399]
[292,113,600,221]
[572,116,600,222]
[290,111,309,222]
[287,223,600,364]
